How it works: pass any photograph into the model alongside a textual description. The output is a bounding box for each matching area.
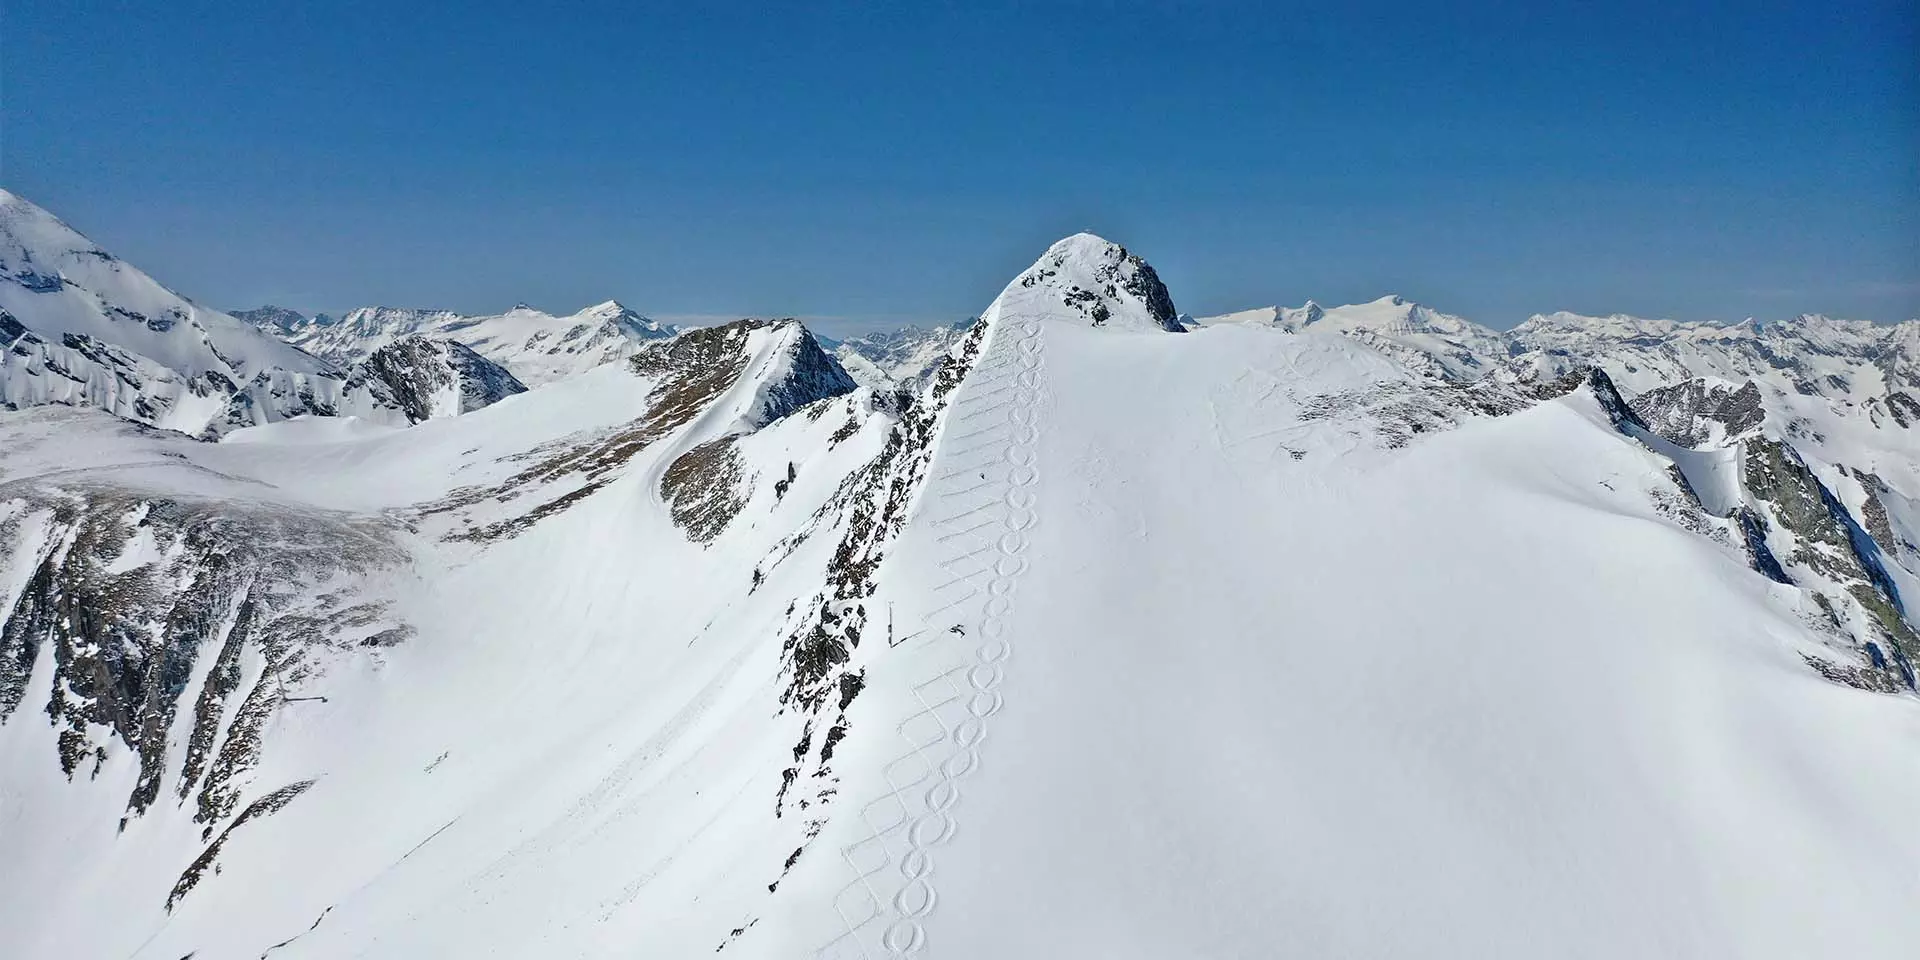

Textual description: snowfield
[1,226,1917,959]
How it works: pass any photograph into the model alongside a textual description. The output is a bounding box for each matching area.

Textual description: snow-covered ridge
[272,299,677,386]
[0,189,360,435]
[1201,290,1920,694]
[0,191,534,436]
[0,190,325,380]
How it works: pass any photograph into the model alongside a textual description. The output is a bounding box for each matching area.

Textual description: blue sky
[5,1,1915,333]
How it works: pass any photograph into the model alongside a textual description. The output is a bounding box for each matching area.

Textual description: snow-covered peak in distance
[284,299,676,386]
[231,304,337,336]
[998,232,1182,331]
[1197,294,1504,379]
[0,190,543,436]
[1505,308,1920,401]
[825,323,968,391]
[0,189,425,435]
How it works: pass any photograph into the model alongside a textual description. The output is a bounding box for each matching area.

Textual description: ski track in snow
[818,310,1045,959]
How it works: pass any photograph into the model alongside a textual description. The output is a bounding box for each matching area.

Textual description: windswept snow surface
[1,231,1917,960]
[820,319,1920,958]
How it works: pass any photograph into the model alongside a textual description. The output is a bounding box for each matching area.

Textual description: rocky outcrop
[0,483,409,826]
[1740,438,1916,687]
[1013,234,1182,331]
[351,335,526,423]
[661,436,748,543]
[745,322,860,427]
[1630,379,1765,446]
[1532,367,1648,433]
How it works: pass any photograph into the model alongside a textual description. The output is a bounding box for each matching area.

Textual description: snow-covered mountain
[0,190,352,435]
[1194,294,1508,379]
[0,192,522,436]
[825,323,968,391]
[3,229,1918,960]
[232,304,337,336]
[1201,295,1920,695]
[273,299,677,386]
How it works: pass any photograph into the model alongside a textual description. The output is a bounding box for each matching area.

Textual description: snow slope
[813,317,1919,958]
[1199,296,1920,677]
[1,232,1916,960]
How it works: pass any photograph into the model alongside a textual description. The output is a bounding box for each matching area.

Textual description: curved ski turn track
[820,309,1047,958]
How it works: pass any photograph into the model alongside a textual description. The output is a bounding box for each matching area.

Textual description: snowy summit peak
[997,231,1182,332]
[582,299,637,319]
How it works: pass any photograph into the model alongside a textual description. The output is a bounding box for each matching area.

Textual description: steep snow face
[0,324,232,433]
[285,300,676,386]
[0,192,418,437]
[1201,290,1920,692]
[1003,232,1182,332]
[3,233,1918,960]
[0,311,873,959]
[0,191,328,380]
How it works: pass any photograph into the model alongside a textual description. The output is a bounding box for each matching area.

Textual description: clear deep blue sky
[5,1,1915,333]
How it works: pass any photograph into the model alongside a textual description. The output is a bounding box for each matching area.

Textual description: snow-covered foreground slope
[827,320,1920,958]
[2,233,1917,959]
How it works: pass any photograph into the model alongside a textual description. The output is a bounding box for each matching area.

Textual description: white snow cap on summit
[990,232,1183,332]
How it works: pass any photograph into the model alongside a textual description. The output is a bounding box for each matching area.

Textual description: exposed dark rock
[1534,367,1647,432]
[1735,507,1792,584]
[429,320,855,543]
[1742,437,1918,683]
[662,436,749,543]
[352,336,527,423]
[0,485,408,821]
[1631,379,1766,446]
[744,322,858,426]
